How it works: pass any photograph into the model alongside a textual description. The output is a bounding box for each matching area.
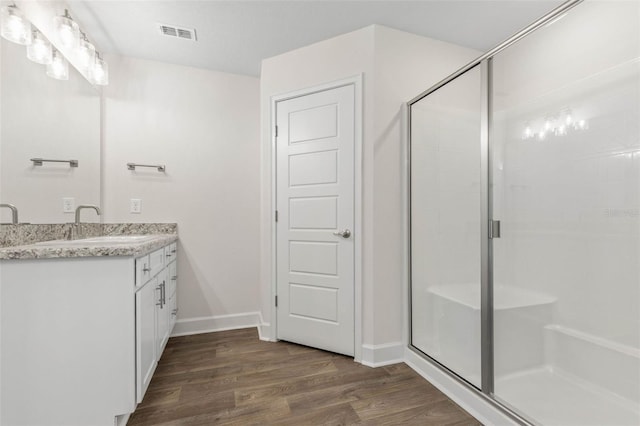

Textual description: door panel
[289,197,337,229]
[289,104,338,142]
[289,284,338,321]
[289,151,338,186]
[410,66,482,387]
[289,241,338,275]
[276,85,355,356]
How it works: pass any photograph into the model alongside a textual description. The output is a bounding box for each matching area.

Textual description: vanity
[0,229,178,426]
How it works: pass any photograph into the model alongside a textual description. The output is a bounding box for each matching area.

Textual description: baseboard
[257,322,276,342]
[171,312,262,337]
[115,413,130,426]
[404,348,518,426]
[360,341,404,367]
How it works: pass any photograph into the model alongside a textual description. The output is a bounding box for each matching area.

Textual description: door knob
[333,229,351,238]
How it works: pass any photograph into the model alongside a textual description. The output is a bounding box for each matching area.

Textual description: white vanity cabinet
[0,236,178,426]
[134,243,178,403]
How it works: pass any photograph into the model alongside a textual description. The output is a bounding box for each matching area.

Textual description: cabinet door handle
[143,264,150,273]
[171,249,176,253]
[162,281,166,305]
[171,275,177,281]
[171,308,178,316]
[156,284,164,308]
[166,253,172,258]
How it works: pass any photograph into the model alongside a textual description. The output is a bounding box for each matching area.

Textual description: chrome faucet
[0,203,19,224]
[75,205,101,224]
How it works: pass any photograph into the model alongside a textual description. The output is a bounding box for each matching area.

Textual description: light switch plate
[130,198,142,214]
[63,198,75,213]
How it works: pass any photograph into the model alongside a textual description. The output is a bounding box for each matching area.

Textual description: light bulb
[577,119,588,130]
[538,130,546,141]
[53,9,79,49]
[0,5,32,45]
[46,49,69,80]
[523,126,533,140]
[556,124,567,136]
[77,35,95,70]
[27,30,52,64]
[89,53,108,86]
[565,114,573,125]
[544,120,552,131]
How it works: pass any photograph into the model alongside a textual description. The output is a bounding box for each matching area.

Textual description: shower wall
[492,0,640,349]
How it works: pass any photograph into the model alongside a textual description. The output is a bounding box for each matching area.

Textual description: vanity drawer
[164,242,177,263]
[135,255,151,286]
[136,247,166,286]
[167,261,177,298]
[148,247,165,277]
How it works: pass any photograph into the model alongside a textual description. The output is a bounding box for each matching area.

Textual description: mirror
[0,37,100,224]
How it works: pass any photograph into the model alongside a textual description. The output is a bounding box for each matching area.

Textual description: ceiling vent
[157,23,197,41]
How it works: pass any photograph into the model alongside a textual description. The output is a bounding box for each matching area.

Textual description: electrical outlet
[63,198,75,213]
[130,198,142,214]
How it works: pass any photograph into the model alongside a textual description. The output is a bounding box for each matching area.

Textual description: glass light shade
[53,10,79,49]
[77,37,95,70]
[0,5,32,45]
[89,55,108,86]
[46,49,69,80]
[27,30,52,64]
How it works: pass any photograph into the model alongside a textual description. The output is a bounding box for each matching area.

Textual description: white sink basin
[36,235,158,246]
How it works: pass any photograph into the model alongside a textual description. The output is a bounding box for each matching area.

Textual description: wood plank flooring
[128,328,482,425]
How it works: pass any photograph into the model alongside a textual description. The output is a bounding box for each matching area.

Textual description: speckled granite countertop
[0,223,178,260]
[0,234,178,260]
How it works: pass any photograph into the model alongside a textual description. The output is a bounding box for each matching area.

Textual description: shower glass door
[410,65,482,387]
[491,1,640,424]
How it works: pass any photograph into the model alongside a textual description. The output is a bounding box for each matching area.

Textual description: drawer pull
[171,275,177,281]
[171,309,178,316]
[171,249,176,253]
[143,266,150,273]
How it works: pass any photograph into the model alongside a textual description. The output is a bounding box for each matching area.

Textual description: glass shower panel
[491,1,640,424]
[410,66,482,387]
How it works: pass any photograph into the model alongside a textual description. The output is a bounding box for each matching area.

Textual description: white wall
[260,25,479,354]
[102,55,261,332]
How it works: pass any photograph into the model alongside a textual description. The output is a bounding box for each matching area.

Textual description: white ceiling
[69,0,565,77]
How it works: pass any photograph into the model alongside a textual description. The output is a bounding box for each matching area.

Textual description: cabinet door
[136,276,158,403]
[155,268,170,356]
[168,261,178,332]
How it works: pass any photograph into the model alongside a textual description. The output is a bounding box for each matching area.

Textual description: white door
[276,84,355,356]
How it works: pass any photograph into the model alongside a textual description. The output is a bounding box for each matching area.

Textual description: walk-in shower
[408,1,639,424]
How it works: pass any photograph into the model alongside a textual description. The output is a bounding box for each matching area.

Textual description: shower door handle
[333,229,351,239]
[490,220,501,239]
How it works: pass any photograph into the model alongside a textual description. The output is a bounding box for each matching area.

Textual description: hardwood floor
[128,328,481,425]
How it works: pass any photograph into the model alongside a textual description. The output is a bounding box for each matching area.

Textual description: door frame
[269,75,363,362]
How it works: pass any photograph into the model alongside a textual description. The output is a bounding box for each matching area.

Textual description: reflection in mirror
[1,36,100,224]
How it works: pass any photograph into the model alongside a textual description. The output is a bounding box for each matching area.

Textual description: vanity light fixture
[46,48,69,80]
[53,9,79,49]
[89,51,108,86]
[0,4,31,45]
[76,32,95,70]
[27,29,53,64]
